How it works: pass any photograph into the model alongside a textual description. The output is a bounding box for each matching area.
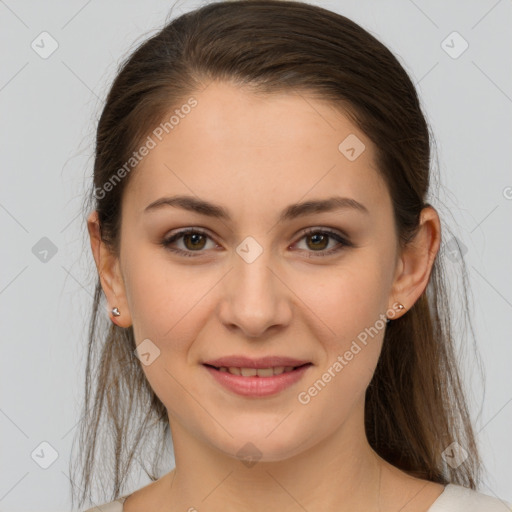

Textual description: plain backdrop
[0,0,511,510]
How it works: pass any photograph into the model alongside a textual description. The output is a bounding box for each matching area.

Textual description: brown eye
[293,228,352,257]
[161,228,217,257]
[305,233,329,251]
[183,233,207,250]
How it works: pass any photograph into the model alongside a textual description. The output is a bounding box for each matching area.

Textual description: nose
[216,247,293,339]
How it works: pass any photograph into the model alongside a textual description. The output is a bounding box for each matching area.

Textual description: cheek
[293,267,389,420]
[290,253,393,396]
[293,255,392,341]
[122,251,211,416]
[123,246,214,343]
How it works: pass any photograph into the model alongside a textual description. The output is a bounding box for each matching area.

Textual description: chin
[203,419,319,464]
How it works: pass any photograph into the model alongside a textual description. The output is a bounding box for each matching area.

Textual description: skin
[88,81,443,511]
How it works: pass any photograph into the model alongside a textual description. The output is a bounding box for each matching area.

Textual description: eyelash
[160,227,352,258]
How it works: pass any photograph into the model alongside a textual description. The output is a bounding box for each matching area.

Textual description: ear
[87,210,133,328]
[388,206,441,318]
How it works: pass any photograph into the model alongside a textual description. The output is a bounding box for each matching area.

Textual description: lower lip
[203,364,312,397]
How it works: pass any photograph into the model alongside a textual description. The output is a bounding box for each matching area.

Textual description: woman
[72,0,510,510]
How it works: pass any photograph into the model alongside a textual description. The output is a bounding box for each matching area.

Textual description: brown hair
[70,0,482,507]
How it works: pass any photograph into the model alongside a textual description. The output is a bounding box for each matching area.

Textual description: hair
[70,0,483,507]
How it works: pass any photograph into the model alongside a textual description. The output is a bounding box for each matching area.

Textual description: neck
[163,403,384,512]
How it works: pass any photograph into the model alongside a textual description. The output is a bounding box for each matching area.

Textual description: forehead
[123,81,390,222]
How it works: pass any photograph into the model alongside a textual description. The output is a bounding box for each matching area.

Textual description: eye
[161,227,352,258]
[161,228,218,257]
[292,228,352,257]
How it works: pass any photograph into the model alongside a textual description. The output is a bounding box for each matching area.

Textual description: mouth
[202,360,313,397]
[203,363,312,377]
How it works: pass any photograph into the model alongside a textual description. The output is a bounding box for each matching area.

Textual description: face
[102,81,407,462]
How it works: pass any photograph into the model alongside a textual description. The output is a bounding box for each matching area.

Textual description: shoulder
[81,472,173,512]
[429,484,511,511]
[82,496,127,512]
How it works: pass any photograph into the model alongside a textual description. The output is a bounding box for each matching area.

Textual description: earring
[112,307,121,317]
[386,302,405,323]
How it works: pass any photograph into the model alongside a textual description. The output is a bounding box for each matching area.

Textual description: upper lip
[203,356,311,368]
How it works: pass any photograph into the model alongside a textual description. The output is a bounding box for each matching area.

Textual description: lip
[202,355,311,368]
[203,359,312,397]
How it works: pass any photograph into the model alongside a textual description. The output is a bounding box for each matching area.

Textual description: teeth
[255,367,274,377]
[216,366,299,376]
[240,368,257,377]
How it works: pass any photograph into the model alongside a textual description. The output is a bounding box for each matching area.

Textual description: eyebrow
[144,194,369,222]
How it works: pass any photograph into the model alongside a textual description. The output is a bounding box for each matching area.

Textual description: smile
[203,363,313,397]
[210,365,302,376]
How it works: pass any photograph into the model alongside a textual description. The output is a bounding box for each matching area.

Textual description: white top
[83,484,511,511]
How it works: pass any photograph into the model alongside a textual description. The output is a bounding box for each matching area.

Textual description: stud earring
[112,307,121,317]
[386,302,406,323]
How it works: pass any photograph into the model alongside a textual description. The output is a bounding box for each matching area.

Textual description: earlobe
[388,206,441,318]
[86,210,133,328]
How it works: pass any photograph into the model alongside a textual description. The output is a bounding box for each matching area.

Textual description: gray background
[0,0,511,510]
